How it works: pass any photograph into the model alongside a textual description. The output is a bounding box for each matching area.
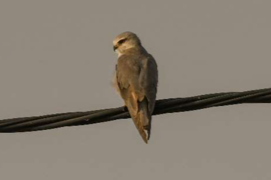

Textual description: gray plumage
[113,32,158,143]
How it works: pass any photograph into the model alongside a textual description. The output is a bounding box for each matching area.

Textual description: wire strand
[0,88,270,133]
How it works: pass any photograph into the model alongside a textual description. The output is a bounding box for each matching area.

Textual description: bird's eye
[118,39,126,44]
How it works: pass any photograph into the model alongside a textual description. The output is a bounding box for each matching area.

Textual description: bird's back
[115,48,158,143]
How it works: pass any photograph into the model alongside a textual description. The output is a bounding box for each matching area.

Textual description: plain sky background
[0,0,270,179]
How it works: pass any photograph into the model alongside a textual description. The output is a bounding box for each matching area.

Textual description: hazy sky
[0,0,270,179]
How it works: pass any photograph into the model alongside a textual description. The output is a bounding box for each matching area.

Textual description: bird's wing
[116,54,158,143]
[139,55,158,113]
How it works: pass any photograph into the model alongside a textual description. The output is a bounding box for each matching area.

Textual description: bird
[113,32,158,143]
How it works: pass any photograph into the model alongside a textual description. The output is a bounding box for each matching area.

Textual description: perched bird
[113,32,158,143]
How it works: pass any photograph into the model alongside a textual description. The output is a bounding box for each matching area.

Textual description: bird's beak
[113,45,118,52]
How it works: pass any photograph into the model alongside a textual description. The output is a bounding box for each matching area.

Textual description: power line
[0,88,270,133]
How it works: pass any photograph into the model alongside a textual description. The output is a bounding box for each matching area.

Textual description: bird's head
[113,32,142,56]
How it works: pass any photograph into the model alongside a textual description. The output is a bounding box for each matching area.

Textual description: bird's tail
[131,98,152,144]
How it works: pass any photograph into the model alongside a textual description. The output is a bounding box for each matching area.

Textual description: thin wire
[0,88,270,133]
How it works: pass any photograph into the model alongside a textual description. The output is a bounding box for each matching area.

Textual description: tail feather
[128,98,151,144]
